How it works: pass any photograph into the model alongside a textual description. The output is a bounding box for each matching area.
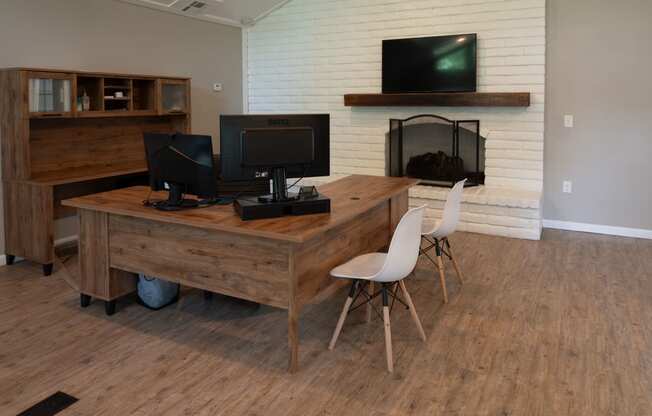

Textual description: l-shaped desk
[63,175,417,372]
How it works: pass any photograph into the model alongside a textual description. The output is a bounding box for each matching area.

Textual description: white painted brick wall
[248,0,546,239]
[247,0,545,192]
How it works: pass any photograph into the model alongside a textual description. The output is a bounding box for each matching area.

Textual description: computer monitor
[220,114,329,202]
[241,127,315,168]
[144,132,217,210]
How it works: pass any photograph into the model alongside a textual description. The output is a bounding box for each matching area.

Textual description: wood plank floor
[1,230,651,415]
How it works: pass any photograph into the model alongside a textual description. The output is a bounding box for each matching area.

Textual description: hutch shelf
[0,67,191,275]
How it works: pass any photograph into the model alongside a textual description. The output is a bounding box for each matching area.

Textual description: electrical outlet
[564,114,574,128]
[213,83,223,92]
[563,180,572,194]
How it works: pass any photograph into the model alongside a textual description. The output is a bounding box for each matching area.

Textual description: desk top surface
[62,175,417,244]
[25,165,148,186]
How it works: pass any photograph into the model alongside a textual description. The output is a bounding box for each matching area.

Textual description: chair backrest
[374,205,425,283]
[432,179,466,238]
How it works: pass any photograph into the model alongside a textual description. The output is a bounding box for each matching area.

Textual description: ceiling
[118,0,290,27]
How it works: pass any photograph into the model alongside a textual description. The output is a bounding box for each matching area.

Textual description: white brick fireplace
[245,0,545,240]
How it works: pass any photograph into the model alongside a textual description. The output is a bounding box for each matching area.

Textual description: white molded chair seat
[330,253,387,280]
[328,205,427,373]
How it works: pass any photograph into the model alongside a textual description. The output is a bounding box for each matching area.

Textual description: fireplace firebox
[388,114,485,187]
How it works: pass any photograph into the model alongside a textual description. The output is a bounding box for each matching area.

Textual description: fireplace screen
[388,114,485,187]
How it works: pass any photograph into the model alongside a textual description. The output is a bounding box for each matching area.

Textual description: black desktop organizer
[234,167,330,220]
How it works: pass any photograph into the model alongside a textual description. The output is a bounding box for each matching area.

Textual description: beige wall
[545,0,652,230]
[0,0,243,251]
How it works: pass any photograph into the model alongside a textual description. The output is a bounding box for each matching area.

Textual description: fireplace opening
[388,114,485,187]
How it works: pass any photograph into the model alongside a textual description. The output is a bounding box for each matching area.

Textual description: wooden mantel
[344,92,530,107]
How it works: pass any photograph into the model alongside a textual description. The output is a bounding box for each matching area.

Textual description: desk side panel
[79,209,137,300]
[294,201,392,307]
[3,181,53,263]
[108,215,291,308]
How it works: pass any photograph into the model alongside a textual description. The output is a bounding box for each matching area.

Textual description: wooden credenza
[0,68,191,275]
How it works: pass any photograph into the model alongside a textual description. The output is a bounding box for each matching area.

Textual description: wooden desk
[63,175,417,372]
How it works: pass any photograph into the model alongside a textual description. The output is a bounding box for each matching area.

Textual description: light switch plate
[213,83,223,92]
[564,115,574,128]
[563,180,572,194]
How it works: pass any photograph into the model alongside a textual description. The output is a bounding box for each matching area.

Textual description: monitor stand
[152,182,199,211]
[257,167,299,203]
[234,167,331,220]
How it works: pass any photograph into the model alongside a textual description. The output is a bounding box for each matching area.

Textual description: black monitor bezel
[219,114,330,182]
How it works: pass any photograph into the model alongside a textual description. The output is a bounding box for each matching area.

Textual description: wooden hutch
[0,68,191,275]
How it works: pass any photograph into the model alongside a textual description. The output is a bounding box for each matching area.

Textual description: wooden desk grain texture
[64,175,416,243]
[64,174,417,372]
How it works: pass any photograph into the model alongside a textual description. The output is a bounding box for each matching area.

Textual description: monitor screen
[220,114,329,181]
[241,127,315,168]
[143,133,217,199]
[382,34,477,93]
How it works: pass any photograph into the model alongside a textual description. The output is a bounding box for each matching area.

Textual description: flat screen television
[382,33,477,93]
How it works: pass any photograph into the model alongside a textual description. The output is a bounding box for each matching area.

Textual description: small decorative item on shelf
[81,90,90,111]
[77,97,83,112]
[115,91,124,98]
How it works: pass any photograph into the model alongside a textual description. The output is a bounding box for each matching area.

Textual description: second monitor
[221,114,329,200]
[220,114,331,219]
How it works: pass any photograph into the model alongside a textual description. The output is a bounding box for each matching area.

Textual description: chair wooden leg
[383,306,393,373]
[381,285,393,373]
[435,241,449,304]
[445,238,464,285]
[366,281,374,323]
[329,281,357,350]
[399,280,426,341]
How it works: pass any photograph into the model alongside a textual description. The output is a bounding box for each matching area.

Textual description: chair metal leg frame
[420,236,446,268]
[329,280,385,352]
[419,236,449,304]
[348,282,408,316]
[329,280,427,373]
[444,238,464,284]
[348,281,384,320]
[422,236,464,285]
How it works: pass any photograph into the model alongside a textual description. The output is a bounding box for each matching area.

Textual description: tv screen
[382,34,477,93]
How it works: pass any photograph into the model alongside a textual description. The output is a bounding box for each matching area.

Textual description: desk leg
[288,302,299,373]
[288,248,300,373]
[79,210,137,310]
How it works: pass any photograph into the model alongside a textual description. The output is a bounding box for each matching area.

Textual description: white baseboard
[543,219,652,240]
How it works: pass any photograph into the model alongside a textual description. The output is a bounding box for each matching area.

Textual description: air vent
[181,1,206,14]
[138,0,179,6]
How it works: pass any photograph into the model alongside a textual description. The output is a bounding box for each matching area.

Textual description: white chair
[421,179,467,304]
[328,205,427,373]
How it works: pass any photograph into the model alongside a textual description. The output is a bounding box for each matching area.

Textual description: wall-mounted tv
[382,34,477,94]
